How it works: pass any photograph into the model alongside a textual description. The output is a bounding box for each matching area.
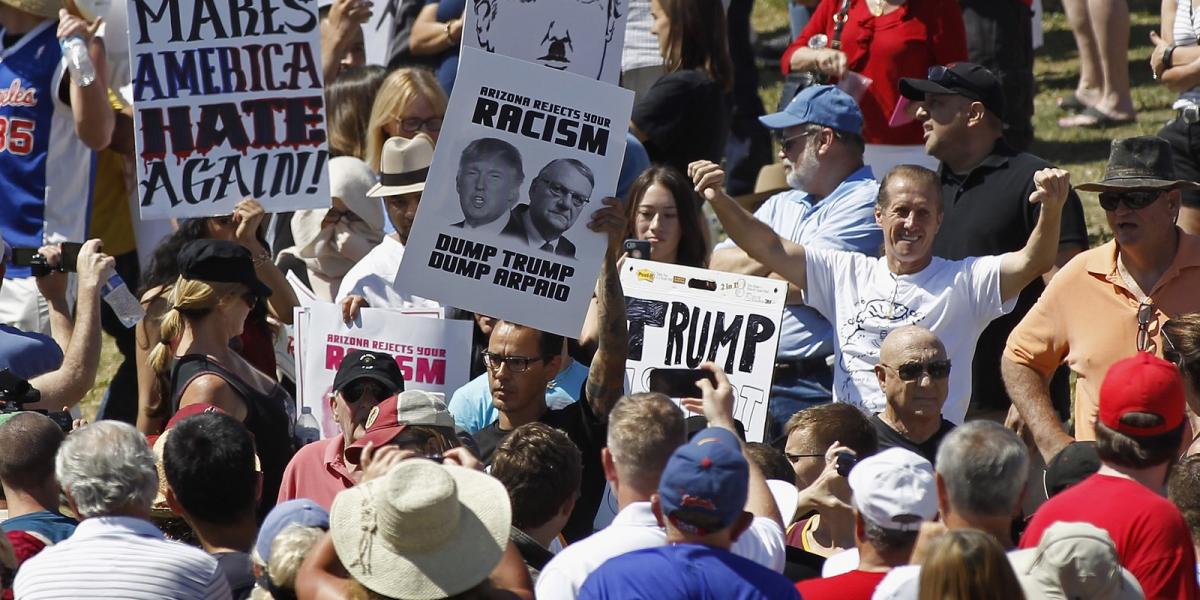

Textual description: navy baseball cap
[658,426,748,535]
[899,62,1005,118]
[759,84,864,136]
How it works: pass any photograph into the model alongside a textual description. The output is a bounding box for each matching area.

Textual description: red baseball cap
[344,390,456,464]
[1099,352,1185,436]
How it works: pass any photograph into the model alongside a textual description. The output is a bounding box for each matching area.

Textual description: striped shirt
[1174,0,1200,108]
[14,516,231,600]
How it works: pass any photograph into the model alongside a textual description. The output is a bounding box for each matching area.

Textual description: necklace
[867,0,902,17]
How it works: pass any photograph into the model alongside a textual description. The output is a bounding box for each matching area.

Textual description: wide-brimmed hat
[1076,136,1200,193]
[1009,522,1144,600]
[330,460,511,600]
[4,0,63,19]
[368,134,434,197]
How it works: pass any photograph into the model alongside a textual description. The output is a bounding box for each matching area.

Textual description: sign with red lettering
[293,302,472,438]
[126,0,329,218]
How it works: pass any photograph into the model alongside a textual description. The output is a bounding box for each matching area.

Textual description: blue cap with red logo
[658,426,748,535]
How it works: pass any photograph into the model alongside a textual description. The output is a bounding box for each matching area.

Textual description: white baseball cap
[847,447,938,531]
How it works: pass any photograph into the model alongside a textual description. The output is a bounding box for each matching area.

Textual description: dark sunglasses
[1098,191,1161,211]
[1137,300,1156,353]
[784,452,824,462]
[342,380,388,403]
[927,65,983,97]
[883,359,952,381]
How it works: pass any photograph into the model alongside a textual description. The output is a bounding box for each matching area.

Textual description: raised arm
[689,161,810,295]
[583,198,629,421]
[320,0,371,82]
[998,169,1070,302]
[233,198,299,325]
[58,11,113,150]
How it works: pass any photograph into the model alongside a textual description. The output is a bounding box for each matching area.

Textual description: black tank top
[169,355,295,517]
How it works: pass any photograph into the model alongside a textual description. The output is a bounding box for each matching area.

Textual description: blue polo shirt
[715,166,881,360]
[578,543,801,600]
[0,324,62,380]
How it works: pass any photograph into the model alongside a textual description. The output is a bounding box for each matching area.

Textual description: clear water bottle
[60,36,95,87]
[100,273,145,327]
[295,407,320,446]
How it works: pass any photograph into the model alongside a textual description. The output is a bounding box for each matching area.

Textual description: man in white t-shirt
[535,363,786,600]
[690,161,1071,423]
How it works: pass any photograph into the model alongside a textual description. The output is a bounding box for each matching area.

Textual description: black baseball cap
[899,62,1005,119]
[177,240,273,298]
[1043,441,1100,498]
[331,350,405,395]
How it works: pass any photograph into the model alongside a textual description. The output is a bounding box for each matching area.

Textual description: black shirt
[474,384,605,543]
[870,413,956,465]
[632,68,729,174]
[931,141,1089,412]
[213,551,255,600]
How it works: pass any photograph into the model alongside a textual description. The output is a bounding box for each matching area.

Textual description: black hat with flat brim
[1076,136,1200,193]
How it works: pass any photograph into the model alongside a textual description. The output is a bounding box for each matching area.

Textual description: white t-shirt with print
[804,250,1015,423]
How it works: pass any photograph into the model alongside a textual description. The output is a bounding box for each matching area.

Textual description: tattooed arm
[584,197,629,421]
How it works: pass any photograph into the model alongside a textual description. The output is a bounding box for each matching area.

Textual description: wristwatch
[1164,44,1179,70]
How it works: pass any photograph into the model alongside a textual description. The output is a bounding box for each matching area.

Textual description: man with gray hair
[14,421,231,599]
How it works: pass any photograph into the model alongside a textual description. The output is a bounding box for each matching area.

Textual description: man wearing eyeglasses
[1004,136,1200,464]
[870,326,956,465]
[501,159,596,259]
[897,63,1089,423]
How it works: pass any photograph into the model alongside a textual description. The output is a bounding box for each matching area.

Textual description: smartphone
[835,452,857,477]
[623,239,651,260]
[648,368,717,398]
[58,242,82,273]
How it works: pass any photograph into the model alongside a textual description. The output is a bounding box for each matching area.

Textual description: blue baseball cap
[254,499,330,563]
[658,427,748,535]
[759,85,864,136]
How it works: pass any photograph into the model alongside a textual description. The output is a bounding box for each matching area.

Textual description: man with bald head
[870,326,956,464]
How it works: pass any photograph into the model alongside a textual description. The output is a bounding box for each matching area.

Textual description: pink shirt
[276,435,356,510]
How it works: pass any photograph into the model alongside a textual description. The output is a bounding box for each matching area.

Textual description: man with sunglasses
[898,63,1089,422]
[1004,136,1200,464]
[501,159,596,259]
[277,349,406,510]
[870,326,956,465]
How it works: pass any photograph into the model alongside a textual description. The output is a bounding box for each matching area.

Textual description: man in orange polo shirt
[1003,136,1200,463]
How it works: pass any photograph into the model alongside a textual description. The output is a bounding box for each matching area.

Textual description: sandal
[1057,106,1136,129]
[1056,93,1089,113]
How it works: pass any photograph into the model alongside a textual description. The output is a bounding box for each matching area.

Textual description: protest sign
[127,0,330,219]
[463,0,627,84]
[364,0,395,67]
[395,46,633,337]
[293,303,470,438]
[620,259,787,442]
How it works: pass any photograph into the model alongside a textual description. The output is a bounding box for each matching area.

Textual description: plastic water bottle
[296,407,320,446]
[100,273,145,327]
[60,36,95,87]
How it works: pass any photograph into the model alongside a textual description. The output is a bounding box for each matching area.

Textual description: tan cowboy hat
[368,134,434,198]
[4,0,63,19]
[330,460,511,600]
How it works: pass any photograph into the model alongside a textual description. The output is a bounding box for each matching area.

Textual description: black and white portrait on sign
[468,0,627,83]
[500,159,595,259]
[452,137,524,231]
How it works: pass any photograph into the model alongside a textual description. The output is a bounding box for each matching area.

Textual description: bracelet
[444,21,457,44]
[252,251,271,267]
[1165,44,1179,70]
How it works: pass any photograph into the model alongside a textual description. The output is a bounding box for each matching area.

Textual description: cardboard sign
[364,0,395,67]
[463,0,627,84]
[293,303,470,438]
[620,259,787,442]
[127,0,330,219]
[395,47,632,337]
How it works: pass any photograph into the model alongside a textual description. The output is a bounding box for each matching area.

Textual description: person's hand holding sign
[587,196,628,259]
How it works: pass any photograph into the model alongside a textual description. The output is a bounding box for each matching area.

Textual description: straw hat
[330,460,511,599]
[368,134,434,197]
[5,0,64,19]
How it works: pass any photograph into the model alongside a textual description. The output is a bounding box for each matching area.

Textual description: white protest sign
[621,259,787,442]
[294,303,471,438]
[464,0,627,84]
[364,0,395,67]
[395,46,633,337]
[127,0,330,219]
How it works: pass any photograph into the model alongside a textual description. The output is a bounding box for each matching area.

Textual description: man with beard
[710,85,882,439]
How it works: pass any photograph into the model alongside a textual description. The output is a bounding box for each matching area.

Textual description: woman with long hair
[364,68,448,172]
[918,529,1025,600]
[624,165,712,268]
[325,65,388,160]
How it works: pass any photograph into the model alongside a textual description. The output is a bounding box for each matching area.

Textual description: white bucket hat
[330,460,511,600]
[368,134,434,197]
[1009,521,1144,600]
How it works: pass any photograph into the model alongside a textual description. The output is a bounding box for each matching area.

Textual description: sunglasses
[1098,191,1162,211]
[927,65,983,97]
[482,351,546,373]
[1137,300,1156,353]
[882,359,952,381]
[784,452,824,462]
[778,128,820,154]
[341,380,388,403]
[1163,328,1185,369]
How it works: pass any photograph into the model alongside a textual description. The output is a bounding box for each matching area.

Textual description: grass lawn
[82,0,1178,414]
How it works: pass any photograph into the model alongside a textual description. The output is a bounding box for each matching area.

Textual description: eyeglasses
[341,380,388,403]
[784,452,824,462]
[927,65,982,97]
[881,359,952,381]
[482,351,546,373]
[779,128,821,154]
[395,116,443,134]
[1163,327,1185,369]
[1098,191,1161,211]
[1137,300,1156,352]
[535,176,591,208]
[241,292,259,310]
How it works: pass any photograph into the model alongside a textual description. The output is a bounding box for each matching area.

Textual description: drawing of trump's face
[472,0,621,81]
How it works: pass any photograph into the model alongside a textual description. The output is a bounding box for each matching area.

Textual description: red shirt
[796,569,888,599]
[1021,474,1199,600]
[782,0,967,145]
[276,434,355,510]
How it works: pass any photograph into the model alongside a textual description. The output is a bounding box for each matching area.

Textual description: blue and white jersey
[0,21,95,278]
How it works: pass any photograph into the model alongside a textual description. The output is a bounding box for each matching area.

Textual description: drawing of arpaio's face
[528,159,594,238]
[455,138,524,227]
[472,0,620,80]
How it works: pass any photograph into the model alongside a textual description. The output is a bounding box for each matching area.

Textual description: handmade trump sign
[621,259,787,442]
[464,0,626,83]
[396,47,633,337]
[127,0,330,219]
[294,303,470,438]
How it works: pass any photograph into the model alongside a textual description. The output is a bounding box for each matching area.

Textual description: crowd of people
[1,0,1200,598]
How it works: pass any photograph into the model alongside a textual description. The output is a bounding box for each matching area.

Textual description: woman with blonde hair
[148,239,295,515]
[364,68,448,172]
[918,529,1025,600]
